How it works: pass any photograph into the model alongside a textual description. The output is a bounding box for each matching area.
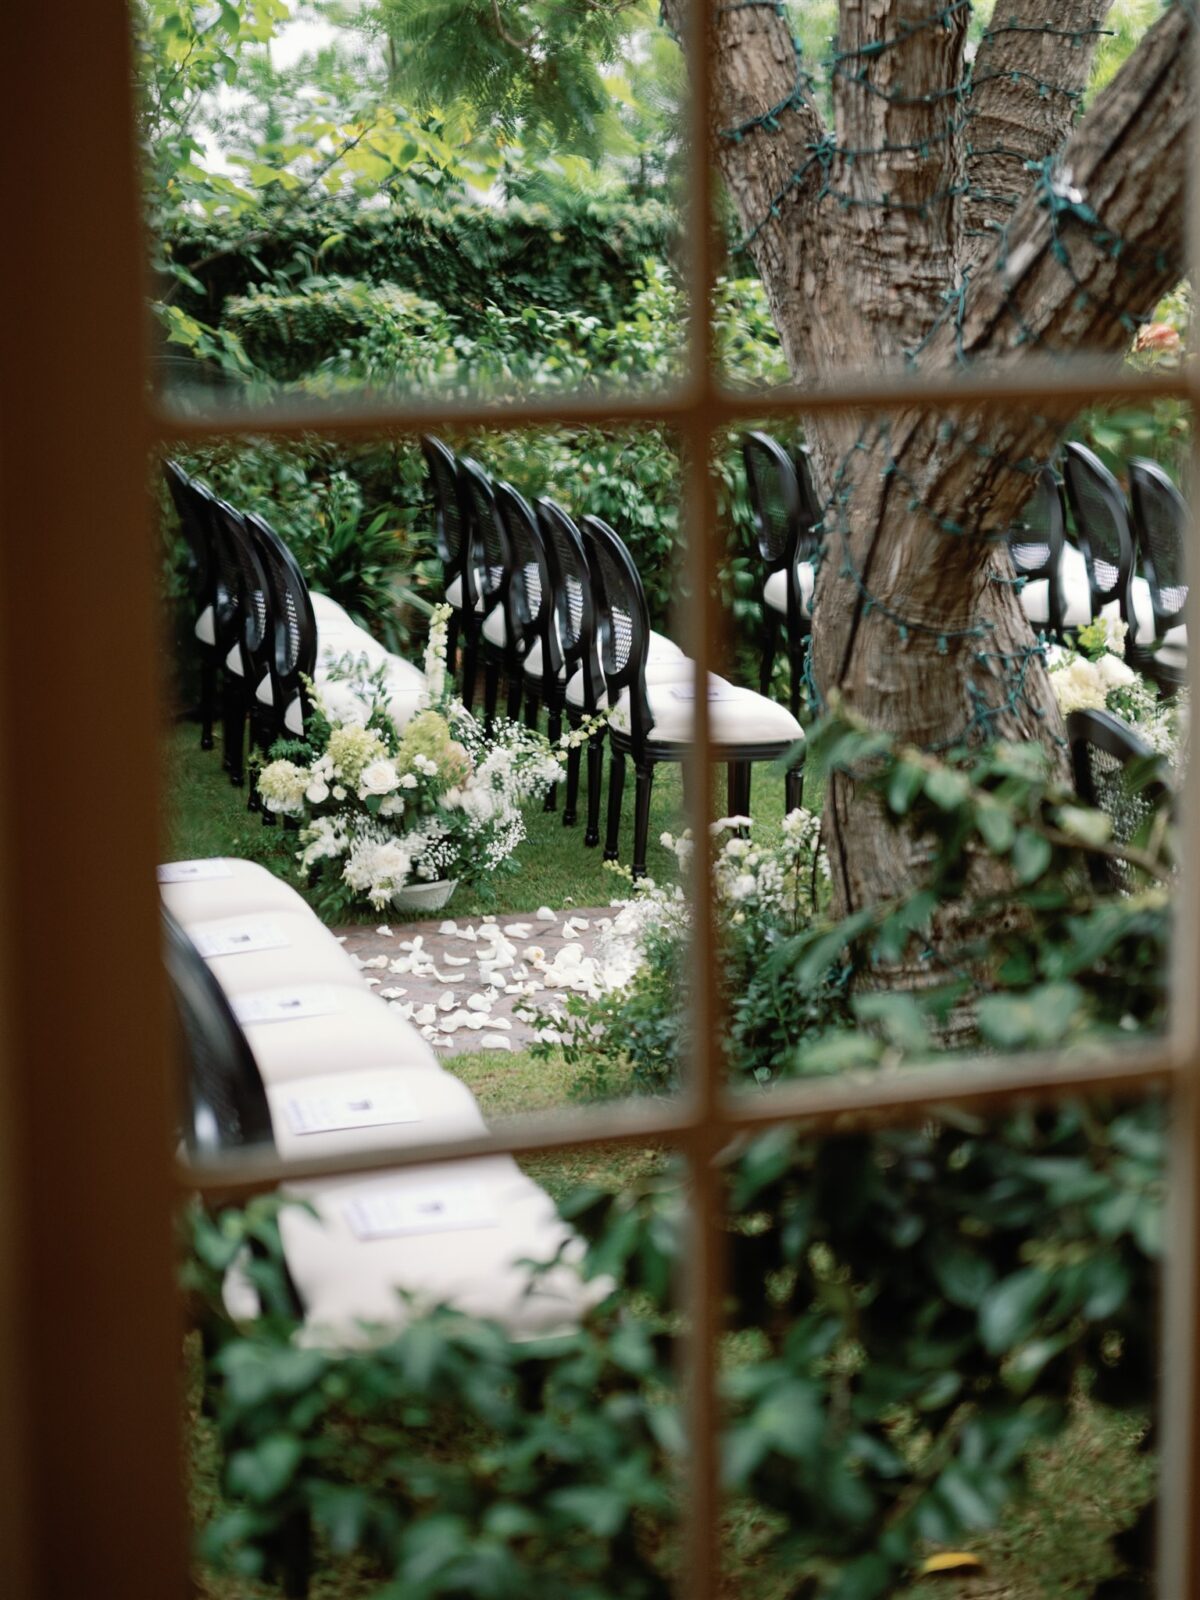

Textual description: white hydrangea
[1050,654,1108,715]
[258,759,310,816]
[1095,651,1137,691]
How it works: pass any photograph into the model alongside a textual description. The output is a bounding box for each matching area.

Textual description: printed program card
[283,1081,422,1136]
[192,920,289,959]
[233,987,343,1026]
[157,859,233,883]
[344,1180,498,1240]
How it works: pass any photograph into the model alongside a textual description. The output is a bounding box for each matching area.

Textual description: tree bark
[678,0,1192,933]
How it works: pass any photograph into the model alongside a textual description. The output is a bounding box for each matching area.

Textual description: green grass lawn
[164,719,813,918]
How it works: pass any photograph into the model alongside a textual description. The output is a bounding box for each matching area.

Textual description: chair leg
[543,706,563,812]
[632,763,655,880]
[562,712,580,825]
[279,1508,312,1600]
[760,612,781,696]
[199,658,215,751]
[604,748,627,861]
[740,762,753,819]
[446,610,460,673]
[484,660,500,737]
[585,732,605,848]
[785,763,805,813]
[225,682,246,788]
[524,691,540,732]
[506,672,523,723]
[461,632,478,713]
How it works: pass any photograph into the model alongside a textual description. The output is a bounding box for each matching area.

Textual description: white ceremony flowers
[254,604,565,912]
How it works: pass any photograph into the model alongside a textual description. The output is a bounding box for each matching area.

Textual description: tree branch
[959,0,1117,274]
[829,0,971,357]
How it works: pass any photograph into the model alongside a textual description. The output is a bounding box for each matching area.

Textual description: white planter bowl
[391,878,458,912]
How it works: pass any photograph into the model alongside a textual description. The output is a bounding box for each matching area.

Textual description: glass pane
[133,0,688,414]
[712,2,1191,391]
[715,399,1187,1093]
[721,1098,1165,1597]
[184,1144,684,1595]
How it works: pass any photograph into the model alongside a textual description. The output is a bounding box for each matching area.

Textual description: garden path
[335,905,621,1054]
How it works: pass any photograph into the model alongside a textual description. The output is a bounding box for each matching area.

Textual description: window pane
[133,0,689,414]
[716,401,1188,1098]
[720,1099,1165,1597]
[711,2,1192,392]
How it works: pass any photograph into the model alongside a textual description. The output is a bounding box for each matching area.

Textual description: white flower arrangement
[257,605,566,911]
[1047,616,1188,767]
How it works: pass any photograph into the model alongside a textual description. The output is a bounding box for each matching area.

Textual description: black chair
[457,457,520,731]
[1063,442,1136,635]
[1067,708,1169,892]
[1129,457,1188,692]
[420,435,473,667]
[243,512,319,818]
[584,514,805,880]
[209,498,272,790]
[495,479,562,811]
[1010,467,1070,641]
[537,497,602,837]
[742,431,821,717]
[164,461,223,749]
[163,907,274,1155]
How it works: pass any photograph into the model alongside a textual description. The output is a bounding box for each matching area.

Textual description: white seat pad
[763,562,816,618]
[195,604,216,646]
[482,607,507,648]
[311,591,354,629]
[611,673,804,745]
[159,858,308,925]
[1020,541,1092,629]
[194,910,364,997]
[281,1154,606,1346]
[241,987,441,1086]
[446,574,464,609]
[1154,642,1188,671]
[266,1066,485,1162]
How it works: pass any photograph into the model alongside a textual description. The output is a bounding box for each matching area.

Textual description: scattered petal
[466,993,491,1012]
[379,987,407,1000]
[481,1034,512,1051]
[413,1004,437,1025]
[375,926,394,937]
[437,920,458,936]
[360,955,389,970]
[443,954,472,967]
[536,906,556,922]
[502,923,532,938]
[438,992,456,1012]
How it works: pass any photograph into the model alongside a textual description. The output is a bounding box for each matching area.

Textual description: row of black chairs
[422,436,805,879]
[1011,444,1188,690]
[165,462,318,807]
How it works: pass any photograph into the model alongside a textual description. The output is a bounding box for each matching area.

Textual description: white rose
[379,794,405,817]
[332,784,347,801]
[399,773,419,790]
[1096,652,1136,690]
[359,758,401,796]
[305,779,330,805]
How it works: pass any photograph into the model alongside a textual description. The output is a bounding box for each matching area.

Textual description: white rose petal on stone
[536,906,556,922]
[481,1034,512,1051]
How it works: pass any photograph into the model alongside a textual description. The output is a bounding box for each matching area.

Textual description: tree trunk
[670,0,1193,931]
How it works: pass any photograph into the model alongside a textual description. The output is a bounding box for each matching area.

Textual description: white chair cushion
[266,1066,485,1162]
[224,642,243,676]
[611,674,804,745]
[565,654,692,710]
[280,1155,606,1346]
[763,563,816,619]
[193,910,364,997]
[311,591,354,629]
[1155,643,1188,671]
[482,608,507,648]
[1020,541,1092,629]
[239,987,440,1086]
[195,605,216,646]
[446,575,463,609]
[159,858,308,925]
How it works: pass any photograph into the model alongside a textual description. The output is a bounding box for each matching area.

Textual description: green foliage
[191,1085,1164,1597]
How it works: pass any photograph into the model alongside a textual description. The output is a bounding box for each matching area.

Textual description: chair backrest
[1129,457,1188,634]
[421,434,467,573]
[495,479,555,673]
[536,497,597,690]
[209,498,271,673]
[162,908,273,1154]
[742,431,801,573]
[244,511,318,734]
[1067,707,1169,892]
[457,457,513,620]
[1063,442,1134,621]
[163,460,210,590]
[793,445,824,563]
[1008,467,1067,636]
[579,514,654,743]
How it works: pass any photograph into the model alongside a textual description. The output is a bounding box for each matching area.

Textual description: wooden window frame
[0,6,1197,1597]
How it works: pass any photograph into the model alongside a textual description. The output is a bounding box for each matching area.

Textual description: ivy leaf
[1012,828,1053,883]
[979,1268,1052,1355]
[227,1432,304,1504]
